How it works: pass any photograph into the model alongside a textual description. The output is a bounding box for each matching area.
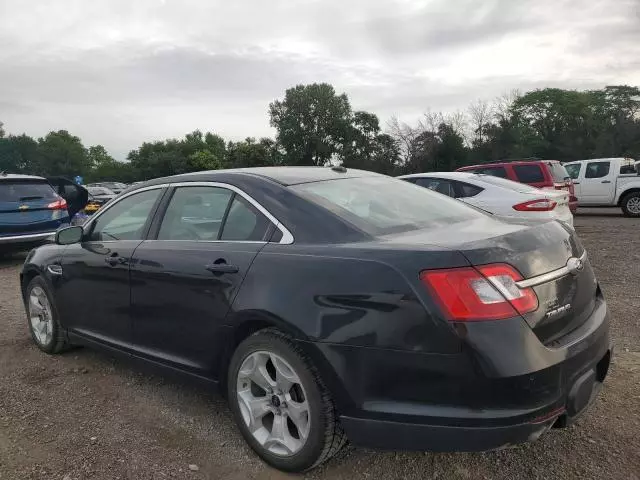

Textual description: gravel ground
[1,208,639,480]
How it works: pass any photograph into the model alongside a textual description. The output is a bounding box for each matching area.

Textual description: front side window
[89,189,161,241]
[513,164,544,183]
[292,176,484,236]
[564,163,581,179]
[585,161,610,179]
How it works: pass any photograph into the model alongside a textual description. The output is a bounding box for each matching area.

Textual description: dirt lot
[1,208,639,480]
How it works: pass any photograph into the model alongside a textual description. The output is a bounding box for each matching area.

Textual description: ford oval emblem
[566,257,584,275]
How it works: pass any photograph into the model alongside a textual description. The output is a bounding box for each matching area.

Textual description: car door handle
[105,254,127,266]
[601,180,611,183]
[573,182,580,185]
[205,262,239,274]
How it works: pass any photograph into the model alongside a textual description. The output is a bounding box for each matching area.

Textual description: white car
[399,172,574,226]
[563,158,640,216]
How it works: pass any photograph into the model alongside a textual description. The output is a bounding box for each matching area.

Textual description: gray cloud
[0,0,638,159]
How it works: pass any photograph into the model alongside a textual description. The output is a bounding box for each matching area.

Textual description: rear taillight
[513,199,556,211]
[420,263,538,321]
[47,198,67,210]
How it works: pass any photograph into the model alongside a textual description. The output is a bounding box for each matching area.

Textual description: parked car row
[400,171,574,226]
[20,166,612,473]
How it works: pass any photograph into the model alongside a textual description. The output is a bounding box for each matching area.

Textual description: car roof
[146,166,382,187]
[0,173,47,181]
[399,171,480,181]
[565,158,627,164]
[458,160,560,169]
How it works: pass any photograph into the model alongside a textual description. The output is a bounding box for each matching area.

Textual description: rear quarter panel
[228,243,466,355]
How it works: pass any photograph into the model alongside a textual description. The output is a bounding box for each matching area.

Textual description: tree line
[1,84,638,182]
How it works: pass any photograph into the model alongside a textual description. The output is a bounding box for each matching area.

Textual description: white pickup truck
[564,158,640,217]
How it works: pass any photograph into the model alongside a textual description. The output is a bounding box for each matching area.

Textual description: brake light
[420,263,538,321]
[513,199,556,211]
[47,198,67,210]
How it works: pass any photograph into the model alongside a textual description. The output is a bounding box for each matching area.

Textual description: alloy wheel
[28,286,53,346]
[627,197,640,215]
[236,351,311,457]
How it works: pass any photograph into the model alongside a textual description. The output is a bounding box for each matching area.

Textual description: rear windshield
[513,164,544,183]
[0,180,57,202]
[546,162,570,182]
[291,176,484,236]
[475,174,540,193]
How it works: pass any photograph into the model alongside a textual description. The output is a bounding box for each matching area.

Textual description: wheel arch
[218,310,352,412]
[617,187,640,206]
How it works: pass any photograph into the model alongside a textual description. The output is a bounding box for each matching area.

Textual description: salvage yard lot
[1,208,639,480]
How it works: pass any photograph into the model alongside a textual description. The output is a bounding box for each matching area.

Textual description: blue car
[0,174,87,253]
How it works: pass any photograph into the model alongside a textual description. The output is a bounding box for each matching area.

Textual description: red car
[457,160,578,213]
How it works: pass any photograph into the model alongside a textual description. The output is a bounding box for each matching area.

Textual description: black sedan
[20,167,611,472]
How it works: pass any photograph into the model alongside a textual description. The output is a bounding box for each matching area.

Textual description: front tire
[621,192,640,217]
[25,276,70,354]
[227,328,346,472]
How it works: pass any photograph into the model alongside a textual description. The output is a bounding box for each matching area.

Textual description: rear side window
[513,164,544,183]
[546,162,571,182]
[292,176,484,236]
[0,180,57,202]
[220,196,271,241]
[472,166,508,178]
[414,178,455,197]
[455,182,483,198]
[585,162,610,179]
[564,164,581,179]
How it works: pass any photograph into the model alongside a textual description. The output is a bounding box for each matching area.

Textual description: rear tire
[25,276,71,354]
[227,328,347,472]
[621,192,640,217]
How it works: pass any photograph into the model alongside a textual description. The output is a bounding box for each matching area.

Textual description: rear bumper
[308,298,611,452]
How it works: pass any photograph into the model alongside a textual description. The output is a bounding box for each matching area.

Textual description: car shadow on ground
[0,251,27,268]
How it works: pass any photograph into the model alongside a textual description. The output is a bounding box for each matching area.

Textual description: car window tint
[513,164,545,183]
[0,180,58,202]
[585,161,610,179]
[220,195,271,241]
[473,166,508,178]
[90,189,161,241]
[564,164,581,179]
[456,182,483,198]
[158,187,232,241]
[414,178,455,197]
[292,176,484,236]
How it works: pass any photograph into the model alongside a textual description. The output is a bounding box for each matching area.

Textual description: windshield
[475,174,540,193]
[291,176,485,236]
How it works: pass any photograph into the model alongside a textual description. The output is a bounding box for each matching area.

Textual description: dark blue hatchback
[0,174,87,253]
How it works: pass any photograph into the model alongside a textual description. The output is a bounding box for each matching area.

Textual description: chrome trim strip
[0,231,56,243]
[516,250,587,289]
[84,181,294,245]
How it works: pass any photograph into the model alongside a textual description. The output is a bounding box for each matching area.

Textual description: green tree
[269,83,352,166]
[226,137,281,168]
[35,130,89,177]
[0,121,5,138]
[0,134,39,173]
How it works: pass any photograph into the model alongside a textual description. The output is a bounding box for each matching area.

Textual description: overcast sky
[1,0,639,159]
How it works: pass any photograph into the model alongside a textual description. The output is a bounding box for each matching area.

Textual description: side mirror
[55,225,83,245]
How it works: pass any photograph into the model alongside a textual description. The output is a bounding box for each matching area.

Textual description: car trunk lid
[382,217,596,344]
